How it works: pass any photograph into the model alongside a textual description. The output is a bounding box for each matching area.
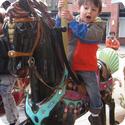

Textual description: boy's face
[79,1,100,23]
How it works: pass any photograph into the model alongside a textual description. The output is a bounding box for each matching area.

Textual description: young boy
[56,0,105,125]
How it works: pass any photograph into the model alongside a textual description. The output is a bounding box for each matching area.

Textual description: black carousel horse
[4,0,69,125]
[3,0,119,125]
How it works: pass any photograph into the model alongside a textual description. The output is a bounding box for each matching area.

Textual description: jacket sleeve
[69,20,88,40]
[84,22,106,43]
[69,19,106,44]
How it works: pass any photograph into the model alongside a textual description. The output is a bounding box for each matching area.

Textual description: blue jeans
[0,74,19,124]
[77,71,103,114]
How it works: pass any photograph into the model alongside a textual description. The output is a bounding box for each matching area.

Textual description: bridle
[7,17,42,58]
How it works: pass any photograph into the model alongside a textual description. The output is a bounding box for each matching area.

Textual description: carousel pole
[61,0,68,53]
[60,1,70,124]
[60,0,83,87]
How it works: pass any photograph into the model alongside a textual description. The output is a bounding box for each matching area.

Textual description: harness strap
[8,50,32,57]
[12,17,38,23]
[5,17,38,23]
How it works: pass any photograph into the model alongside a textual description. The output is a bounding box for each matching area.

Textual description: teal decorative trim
[63,98,83,107]
[25,68,68,125]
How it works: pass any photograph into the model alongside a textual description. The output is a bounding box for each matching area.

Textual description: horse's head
[4,0,64,85]
[3,0,38,77]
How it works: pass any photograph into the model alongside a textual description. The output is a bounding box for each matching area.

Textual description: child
[105,31,120,50]
[0,11,19,125]
[56,0,105,125]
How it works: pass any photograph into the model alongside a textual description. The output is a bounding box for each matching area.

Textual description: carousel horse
[97,48,120,125]
[3,0,119,125]
[4,0,69,125]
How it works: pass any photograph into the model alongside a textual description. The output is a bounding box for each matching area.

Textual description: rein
[28,57,67,91]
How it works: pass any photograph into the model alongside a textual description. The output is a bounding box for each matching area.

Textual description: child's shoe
[88,114,102,125]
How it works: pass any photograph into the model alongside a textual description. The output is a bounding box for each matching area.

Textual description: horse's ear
[1,0,11,10]
[18,0,31,12]
[39,1,48,11]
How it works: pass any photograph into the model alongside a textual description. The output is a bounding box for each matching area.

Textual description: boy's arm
[68,20,88,40]
[69,20,106,44]
[55,14,106,44]
[84,22,106,43]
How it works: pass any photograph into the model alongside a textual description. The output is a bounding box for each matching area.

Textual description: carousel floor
[0,44,125,125]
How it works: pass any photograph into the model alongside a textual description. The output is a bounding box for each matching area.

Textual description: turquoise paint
[25,69,68,125]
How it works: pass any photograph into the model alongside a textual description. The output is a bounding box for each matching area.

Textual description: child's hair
[78,0,102,13]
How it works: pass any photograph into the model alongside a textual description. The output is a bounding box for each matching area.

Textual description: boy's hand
[58,0,73,22]
[58,0,65,17]
[58,0,65,9]
[61,9,73,22]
